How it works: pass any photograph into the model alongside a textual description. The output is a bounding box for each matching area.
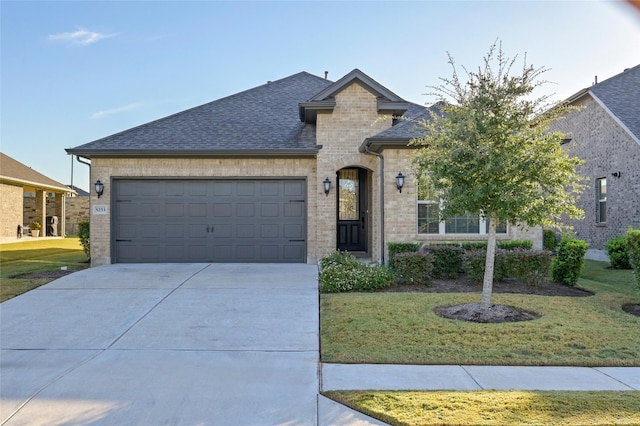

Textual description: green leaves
[411,41,585,229]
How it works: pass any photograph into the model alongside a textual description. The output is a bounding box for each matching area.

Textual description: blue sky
[2,1,639,192]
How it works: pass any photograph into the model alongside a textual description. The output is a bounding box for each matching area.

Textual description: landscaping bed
[320,260,640,366]
[387,275,593,297]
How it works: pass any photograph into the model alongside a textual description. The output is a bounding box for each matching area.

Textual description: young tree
[412,41,585,309]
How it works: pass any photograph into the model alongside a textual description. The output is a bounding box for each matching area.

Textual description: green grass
[321,260,640,366]
[325,390,640,425]
[0,238,89,302]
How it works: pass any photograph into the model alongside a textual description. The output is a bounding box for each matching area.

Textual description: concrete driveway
[1,263,320,425]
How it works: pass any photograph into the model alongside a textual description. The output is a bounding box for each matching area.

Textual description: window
[596,177,607,223]
[417,178,440,233]
[417,176,506,235]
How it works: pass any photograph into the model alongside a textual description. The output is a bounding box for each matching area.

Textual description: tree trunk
[480,212,498,308]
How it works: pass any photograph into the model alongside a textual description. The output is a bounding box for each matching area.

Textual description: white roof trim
[0,175,75,194]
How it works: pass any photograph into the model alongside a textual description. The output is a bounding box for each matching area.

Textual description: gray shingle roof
[0,152,74,193]
[590,64,640,142]
[369,103,436,140]
[68,72,333,157]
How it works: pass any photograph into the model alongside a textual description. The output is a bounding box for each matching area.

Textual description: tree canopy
[411,41,585,308]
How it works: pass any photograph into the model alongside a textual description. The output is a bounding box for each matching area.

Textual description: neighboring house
[68,185,90,197]
[0,152,75,239]
[551,64,640,251]
[67,69,540,266]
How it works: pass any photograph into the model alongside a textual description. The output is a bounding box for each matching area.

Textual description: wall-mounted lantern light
[95,179,105,198]
[323,178,331,196]
[612,171,621,178]
[395,172,405,193]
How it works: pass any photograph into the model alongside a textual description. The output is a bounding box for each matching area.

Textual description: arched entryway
[336,167,369,253]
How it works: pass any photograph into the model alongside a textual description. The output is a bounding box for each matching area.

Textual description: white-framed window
[596,177,607,223]
[417,176,507,235]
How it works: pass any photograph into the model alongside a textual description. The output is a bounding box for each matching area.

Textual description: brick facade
[551,96,640,249]
[1,183,23,238]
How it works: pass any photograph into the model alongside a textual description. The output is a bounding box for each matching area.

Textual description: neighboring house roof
[68,69,434,159]
[565,64,640,145]
[67,185,89,196]
[68,72,334,158]
[0,153,76,194]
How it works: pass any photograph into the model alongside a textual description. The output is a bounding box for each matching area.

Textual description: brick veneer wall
[551,96,640,249]
[315,82,392,261]
[1,183,23,238]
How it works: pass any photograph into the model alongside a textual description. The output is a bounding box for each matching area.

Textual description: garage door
[113,179,306,263]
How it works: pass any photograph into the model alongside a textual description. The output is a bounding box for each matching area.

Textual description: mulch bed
[623,304,640,317]
[12,270,77,279]
[386,275,594,297]
[383,274,594,323]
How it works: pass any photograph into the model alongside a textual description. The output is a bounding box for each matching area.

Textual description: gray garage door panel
[113,179,306,263]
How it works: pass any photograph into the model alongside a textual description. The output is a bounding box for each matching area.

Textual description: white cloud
[48,29,118,46]
[91,103,143,119]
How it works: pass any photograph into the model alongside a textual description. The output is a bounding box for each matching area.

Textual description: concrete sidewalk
[319,364,640,425]
[322,364,640,391]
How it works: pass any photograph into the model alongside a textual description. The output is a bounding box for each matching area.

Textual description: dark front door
[337,168,367,252]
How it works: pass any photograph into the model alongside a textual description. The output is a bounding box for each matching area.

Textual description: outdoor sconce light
[94,179,105,198]
[396,172,405,193]
[323,178,331,196]
[612,171,621,178]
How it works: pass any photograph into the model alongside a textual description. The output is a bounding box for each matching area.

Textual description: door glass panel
[339,169,359,220]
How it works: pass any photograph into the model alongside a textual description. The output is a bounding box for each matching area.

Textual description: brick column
[55,193,66,237]
[34,190,46,237]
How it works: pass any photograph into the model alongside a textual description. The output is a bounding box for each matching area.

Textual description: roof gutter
[65,148,319,159]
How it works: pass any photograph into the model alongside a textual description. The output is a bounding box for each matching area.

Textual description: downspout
[363,146,385,264]
[76,155,91,167]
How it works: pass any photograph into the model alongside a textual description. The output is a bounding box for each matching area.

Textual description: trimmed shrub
[462,248,551,285]
[498,240,533,250]
[606,236,631,270]
[461,242,487,251]
[419,244,463,278]
[459,240,532,251]
[78,220,90,259]
[626,228,640,293]
[387,242,421,269]
[543,229,557,252]
[462,249,507,284]
[503,249,553,286]
[551,237,589,286]
[319,251,393,293]
[393,252,434,285]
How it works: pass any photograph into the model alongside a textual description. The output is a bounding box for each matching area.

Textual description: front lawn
[325,390,640,425]
[320,260,639,366]
[0,238,89,302]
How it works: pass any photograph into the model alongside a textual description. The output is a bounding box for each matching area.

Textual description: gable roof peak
[308,68,406,103]
[299,69,409,123]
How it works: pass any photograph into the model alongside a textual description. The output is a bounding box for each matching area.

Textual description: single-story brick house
[0,152,75,239]
[67,69,540,265]
[551,64,640,251]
